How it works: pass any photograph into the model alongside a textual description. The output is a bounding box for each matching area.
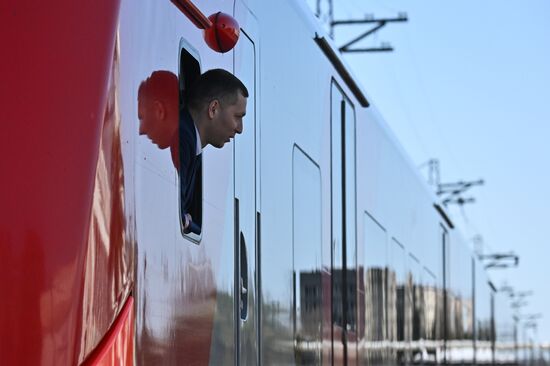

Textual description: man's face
[210,92,247,148]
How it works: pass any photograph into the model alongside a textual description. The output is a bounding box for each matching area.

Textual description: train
[0,0,517,364]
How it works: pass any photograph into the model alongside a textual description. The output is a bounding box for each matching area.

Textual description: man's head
[187,69,248,148]
[138,71,179,149]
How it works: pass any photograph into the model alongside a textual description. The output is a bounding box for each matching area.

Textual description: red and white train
[1,0,515,365]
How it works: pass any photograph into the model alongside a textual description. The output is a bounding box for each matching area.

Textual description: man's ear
[154,100,166,120]
[208,99,220,119]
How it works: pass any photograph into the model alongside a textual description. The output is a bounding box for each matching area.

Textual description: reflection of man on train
[138,70,180,167]
[138,69,248,233]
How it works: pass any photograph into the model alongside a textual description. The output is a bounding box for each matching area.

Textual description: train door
[234,2,260,365]
[331,81,357,365]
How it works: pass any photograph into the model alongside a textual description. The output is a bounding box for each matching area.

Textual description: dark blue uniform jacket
[179,108,202,231]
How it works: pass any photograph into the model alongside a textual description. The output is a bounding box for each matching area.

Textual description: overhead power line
[437,179,484,206]
[316,0,408,53]
[331,13,408,53]
[479,252,519,269]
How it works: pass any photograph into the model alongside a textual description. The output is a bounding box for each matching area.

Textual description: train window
[474,264,493,362]
[440,224,450,362]
[360,212,387,366]
[390,238,409,365]
[422,267,439,347]
[409,253,423,357]
[292,145,322,364]
[178,39,202,242]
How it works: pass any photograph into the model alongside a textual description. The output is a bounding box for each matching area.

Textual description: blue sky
[306,0,550,342]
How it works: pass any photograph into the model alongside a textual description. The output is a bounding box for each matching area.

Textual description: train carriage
[1,0,514,365]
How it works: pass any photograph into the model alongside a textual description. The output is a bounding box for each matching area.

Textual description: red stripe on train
[82,296,134,366]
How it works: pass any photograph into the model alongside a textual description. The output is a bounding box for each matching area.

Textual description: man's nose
[236,120,243,134]
[139,122,145,135]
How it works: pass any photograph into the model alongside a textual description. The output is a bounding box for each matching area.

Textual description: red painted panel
[0,1,124,364]
[82,296,135,366]
[79,34,135,363]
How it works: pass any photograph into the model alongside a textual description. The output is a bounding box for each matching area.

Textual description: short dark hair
[186,69,248,112]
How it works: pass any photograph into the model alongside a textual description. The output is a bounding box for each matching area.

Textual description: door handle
[240,278,248,295]
[240,232,248,321]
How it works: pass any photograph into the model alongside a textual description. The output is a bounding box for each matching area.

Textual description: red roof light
[204,12,240,53]
[171,1,240,53]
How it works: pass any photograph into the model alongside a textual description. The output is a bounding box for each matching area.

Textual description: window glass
[360,213,387,366]
[292,145,322,364]
[475,263,493,363]
[390,238,409,365]
[409,254,423,362]
[422,267,438,345]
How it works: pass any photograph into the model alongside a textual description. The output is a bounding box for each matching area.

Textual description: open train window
[178,39,202,242]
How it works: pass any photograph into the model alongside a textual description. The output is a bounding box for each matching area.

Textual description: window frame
[178,37,203,243]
